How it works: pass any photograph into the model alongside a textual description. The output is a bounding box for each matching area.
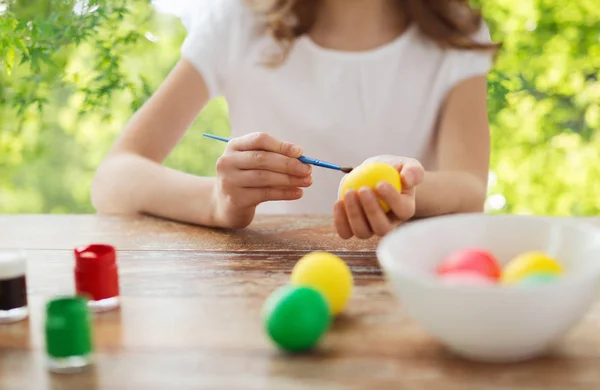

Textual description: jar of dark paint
[0,251,28,324]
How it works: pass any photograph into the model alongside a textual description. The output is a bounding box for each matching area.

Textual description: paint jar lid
[0,251,26,280]
[45,296,93,358]
[74,244,116,272]
[74,244,119,301]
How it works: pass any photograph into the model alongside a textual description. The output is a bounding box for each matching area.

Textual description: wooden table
[1,215,600,390]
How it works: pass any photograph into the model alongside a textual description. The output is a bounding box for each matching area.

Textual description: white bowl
[376,214,600,363]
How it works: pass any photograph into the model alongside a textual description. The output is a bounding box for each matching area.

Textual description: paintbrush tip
[340,167,353,174]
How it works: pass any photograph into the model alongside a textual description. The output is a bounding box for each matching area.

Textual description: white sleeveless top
[155,0,493,215]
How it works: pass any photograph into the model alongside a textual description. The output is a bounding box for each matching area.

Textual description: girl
[91,0,498,239]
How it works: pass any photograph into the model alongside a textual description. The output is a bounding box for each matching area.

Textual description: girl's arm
[91,59,219,225]
[414,75,490,217]
[333,75,490,239]
[91,59,310,227]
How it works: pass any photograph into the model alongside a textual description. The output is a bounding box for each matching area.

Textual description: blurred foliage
[475,0,600,215]
[0,0,598,215]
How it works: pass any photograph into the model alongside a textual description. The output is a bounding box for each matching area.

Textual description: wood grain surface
[0,215,599,390]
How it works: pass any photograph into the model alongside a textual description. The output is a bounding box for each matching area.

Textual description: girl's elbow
[464,181,487,213]
[91,165,116,214]
[468,198,486,213]
[90,159,135,215]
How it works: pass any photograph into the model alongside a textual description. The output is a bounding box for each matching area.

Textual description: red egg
[436,248,501,281]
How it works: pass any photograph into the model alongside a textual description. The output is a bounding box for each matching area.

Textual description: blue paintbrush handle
[297,156,341,171]
[202,133,231,143]
[202,133,343,172]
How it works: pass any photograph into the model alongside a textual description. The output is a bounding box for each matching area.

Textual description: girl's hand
[333,156,425,239]
[211,132,312,228]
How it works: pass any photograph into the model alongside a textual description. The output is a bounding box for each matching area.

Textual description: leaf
[4,46,16,75]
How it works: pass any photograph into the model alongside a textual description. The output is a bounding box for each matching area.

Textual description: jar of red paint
[74,244,120,312]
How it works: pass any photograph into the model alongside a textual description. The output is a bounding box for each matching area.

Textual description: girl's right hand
[211,132,313,228]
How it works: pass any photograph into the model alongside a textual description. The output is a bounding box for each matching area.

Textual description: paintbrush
[202,133,353,173]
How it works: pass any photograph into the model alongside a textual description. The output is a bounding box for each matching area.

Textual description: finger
[238,187,304,207]
[232,170,312,188]
[343,190,373,239]
[358,187,393,236]
[376,182,415,221]
[229,132,303,158]
[232,151,312,176]
[333,200,353,239]
[398,159,425,188]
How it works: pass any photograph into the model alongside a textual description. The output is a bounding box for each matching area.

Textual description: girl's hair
[249,0,500,63]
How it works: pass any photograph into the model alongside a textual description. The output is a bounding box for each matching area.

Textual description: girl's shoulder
[153,0,261,97]
[153,0,258,36]
[413,19,493,54]
[417,20,495,85]
[447,21,495,79]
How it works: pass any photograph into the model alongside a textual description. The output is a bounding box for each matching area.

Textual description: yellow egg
[290,252,353,316]
[339,162,401,213]
[501,251,564,284]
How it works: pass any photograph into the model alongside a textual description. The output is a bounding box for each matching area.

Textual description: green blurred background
[0,0,598,215]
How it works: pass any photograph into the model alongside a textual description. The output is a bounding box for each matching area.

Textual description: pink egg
[436,248,502,281]
[438,271,496,286]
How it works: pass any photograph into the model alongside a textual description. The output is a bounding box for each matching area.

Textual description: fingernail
[376,182,389,193]
[300,164,311,174]
[359,186,372,196]
[303,176,312,185]
[291,145,302,156]
[402,171,415,187]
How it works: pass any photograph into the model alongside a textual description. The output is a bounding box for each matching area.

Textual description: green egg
[519,272,559,285]
[262,285,331,352]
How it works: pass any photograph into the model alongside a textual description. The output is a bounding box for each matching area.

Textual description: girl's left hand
[333,156,425,239]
